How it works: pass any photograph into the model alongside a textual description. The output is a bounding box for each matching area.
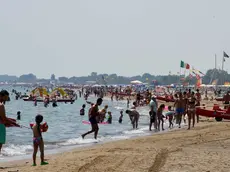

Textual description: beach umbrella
[131,80,143,84]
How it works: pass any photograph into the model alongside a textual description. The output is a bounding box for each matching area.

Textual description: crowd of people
[1,86,230,167]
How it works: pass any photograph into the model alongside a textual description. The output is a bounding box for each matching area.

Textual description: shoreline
[1,120,230,172]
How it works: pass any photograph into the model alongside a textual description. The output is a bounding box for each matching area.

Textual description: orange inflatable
[30,122,48,132]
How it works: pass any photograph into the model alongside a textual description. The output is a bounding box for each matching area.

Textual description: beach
[1,120,230,172]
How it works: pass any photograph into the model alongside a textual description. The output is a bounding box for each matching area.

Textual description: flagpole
[222,53,224,85]
[215,54,217,69]
[222,56,224,71]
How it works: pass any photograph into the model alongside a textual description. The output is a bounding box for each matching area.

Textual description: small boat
[196,107,230,121]
[215,97,224,101]
[156,96,175,102]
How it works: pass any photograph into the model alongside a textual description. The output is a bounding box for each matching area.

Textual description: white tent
[131,80,143,84]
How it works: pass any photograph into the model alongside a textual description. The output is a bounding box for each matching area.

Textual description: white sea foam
[2,144,33,156]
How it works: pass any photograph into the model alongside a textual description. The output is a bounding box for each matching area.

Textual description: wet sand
[1,120,230,172]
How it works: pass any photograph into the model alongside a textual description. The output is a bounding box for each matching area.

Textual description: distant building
[51,74,56,81]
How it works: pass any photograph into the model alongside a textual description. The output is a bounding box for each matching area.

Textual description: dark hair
[17,111,21,115]
[160,104,165,109]
[35,114,43,137]
[82,104,86,108]
[0,90,9,96]
[168,106,172,110]
[125,110,131,114]
[97,98,103,103]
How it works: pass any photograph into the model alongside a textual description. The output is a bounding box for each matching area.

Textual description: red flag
[186,64,190,69]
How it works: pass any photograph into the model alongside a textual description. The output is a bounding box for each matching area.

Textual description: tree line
[0,69,230,85]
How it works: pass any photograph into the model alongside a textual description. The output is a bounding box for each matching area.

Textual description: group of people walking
[149,89,201,131]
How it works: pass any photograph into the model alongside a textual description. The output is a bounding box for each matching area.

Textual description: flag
[185,63,190,69]
[189,74,193,79]
[224,51,229,58]
[180,61,185,68]
[196,74,201,80]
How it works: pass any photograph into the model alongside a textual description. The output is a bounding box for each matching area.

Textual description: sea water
[0,86,172,162]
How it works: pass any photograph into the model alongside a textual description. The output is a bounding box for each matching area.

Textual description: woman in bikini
[32,115,48,166]
[187,92,196,130]
[195,89,201,123]
[157,104,165,131]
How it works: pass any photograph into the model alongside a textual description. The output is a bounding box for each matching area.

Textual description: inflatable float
[30,122,49,132]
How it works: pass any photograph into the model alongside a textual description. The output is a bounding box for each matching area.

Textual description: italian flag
[180,61,190,69]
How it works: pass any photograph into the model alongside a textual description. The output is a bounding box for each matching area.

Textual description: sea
[0,86,172,162]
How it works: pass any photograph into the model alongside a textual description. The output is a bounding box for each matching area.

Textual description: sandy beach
[1,120,230,172]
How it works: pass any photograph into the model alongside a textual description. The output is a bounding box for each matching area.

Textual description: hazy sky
[0,0,230,78]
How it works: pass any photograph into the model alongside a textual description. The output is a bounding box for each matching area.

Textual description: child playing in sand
[107,111,112,124]
[32,115,48,166]
[165,106,175,129]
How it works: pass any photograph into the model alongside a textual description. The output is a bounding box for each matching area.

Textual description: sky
[0,0,230,78]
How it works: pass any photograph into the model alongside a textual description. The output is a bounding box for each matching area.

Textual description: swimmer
[99,105,108,122]
[118,111,123,124]
[107,111,112,124]
[131,102,137,109]
[80,104,86,116]
[17,111,21,120]
[82,98,103,140]
[125,110,140,129]
[32,115,48,166]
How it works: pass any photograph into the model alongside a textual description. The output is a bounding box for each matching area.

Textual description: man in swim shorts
[174,92,184,128]
[82,98,103,139]
[0,90,10,153]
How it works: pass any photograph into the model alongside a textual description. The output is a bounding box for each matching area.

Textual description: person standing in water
[82,98,103,139]
[118,111,123,124]
[32,115,48,166]
[0,90,10,153]
[157,104,165,131]
[174,93,184,128]
[149,97,157,131]
[107,111,112,124]
[125,110,140,129]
